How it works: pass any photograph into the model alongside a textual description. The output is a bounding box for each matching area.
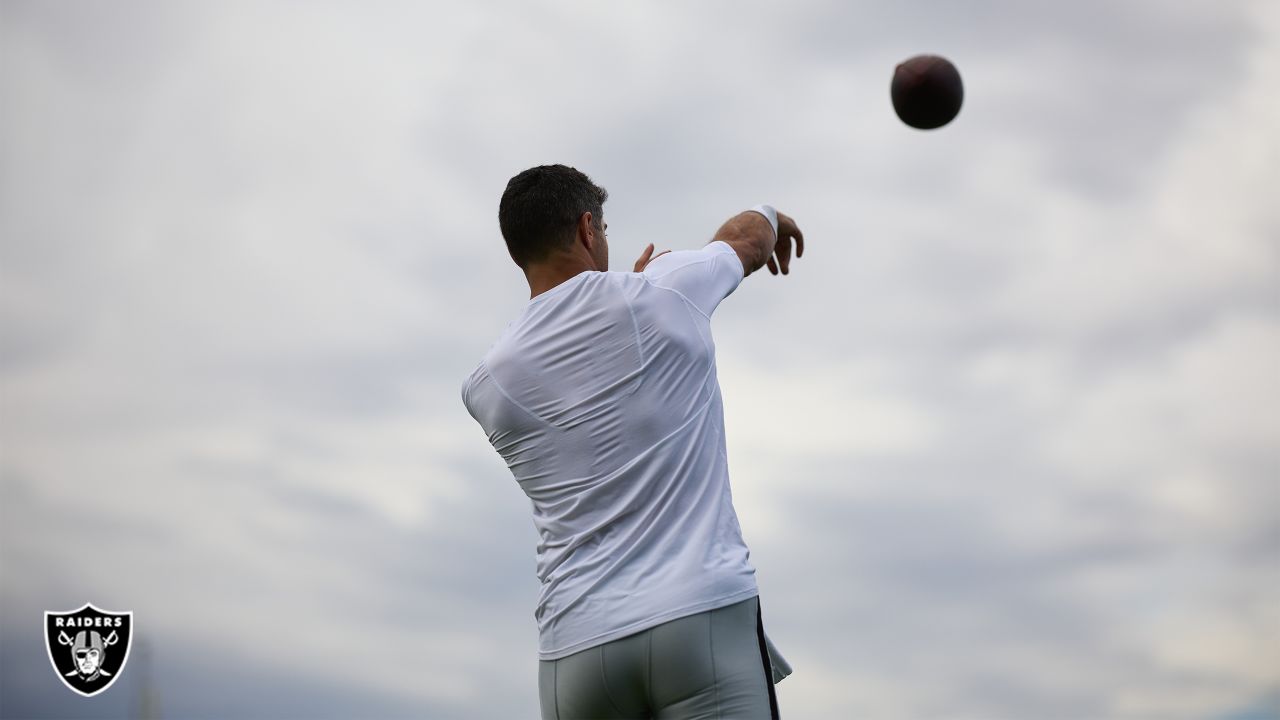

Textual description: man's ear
[577,211,596,251]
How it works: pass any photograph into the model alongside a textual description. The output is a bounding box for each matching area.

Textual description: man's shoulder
[462,359,486,385]
[460,360,485,405]
[461,334,505,402]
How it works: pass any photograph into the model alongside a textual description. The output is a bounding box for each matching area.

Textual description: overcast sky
[2,1,1277,718]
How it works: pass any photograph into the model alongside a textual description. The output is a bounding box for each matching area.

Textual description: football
[891,55,964,129]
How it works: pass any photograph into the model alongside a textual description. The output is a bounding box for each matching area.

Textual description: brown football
[891,55,964,130]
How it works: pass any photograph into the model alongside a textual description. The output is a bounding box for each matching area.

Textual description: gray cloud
[3,1,1278,718]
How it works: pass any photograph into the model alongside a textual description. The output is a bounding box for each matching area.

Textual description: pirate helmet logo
[44,603,133,697]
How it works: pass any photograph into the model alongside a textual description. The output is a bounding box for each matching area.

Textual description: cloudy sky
[2,1,1277,718]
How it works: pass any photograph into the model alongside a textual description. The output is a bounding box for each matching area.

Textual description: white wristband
[748,204,779,239]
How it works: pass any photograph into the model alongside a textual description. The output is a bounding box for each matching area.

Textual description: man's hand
[764,211,805,276]
[633,243,672,273]
[717,209,805,277]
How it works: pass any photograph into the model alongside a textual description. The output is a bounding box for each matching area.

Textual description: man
[461,164,803,719]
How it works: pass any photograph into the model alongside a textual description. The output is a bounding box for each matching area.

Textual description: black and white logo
[44,603,133,697]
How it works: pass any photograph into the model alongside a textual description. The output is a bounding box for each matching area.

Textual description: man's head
[498,164,609,271]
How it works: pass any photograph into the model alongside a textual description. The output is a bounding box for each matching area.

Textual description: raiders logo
[44,603,133,697]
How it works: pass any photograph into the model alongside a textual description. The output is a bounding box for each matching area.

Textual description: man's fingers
[766,256,778,275]
[634,245,672,273]
[777,211,803,259]
[776,239,791,275]
[633,243,654,272]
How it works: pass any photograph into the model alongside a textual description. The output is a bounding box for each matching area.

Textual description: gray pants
[538,595,780,719]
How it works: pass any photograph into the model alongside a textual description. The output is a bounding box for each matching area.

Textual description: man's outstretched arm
[714,206,804,278]
[632,206,805,277]
[633,205,806,317]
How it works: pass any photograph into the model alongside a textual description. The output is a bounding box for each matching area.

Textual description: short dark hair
[498,164,608,268]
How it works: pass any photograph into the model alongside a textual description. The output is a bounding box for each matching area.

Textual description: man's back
[461,240,758,661]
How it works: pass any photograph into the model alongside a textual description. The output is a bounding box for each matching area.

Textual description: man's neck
[526,258,596,300]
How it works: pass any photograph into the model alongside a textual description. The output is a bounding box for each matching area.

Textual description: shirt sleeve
[641,240,746,318]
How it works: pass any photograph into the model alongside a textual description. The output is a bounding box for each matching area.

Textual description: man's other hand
[633,243,672,273]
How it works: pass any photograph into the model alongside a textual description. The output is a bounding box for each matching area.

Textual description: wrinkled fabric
[462,241,759,661]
